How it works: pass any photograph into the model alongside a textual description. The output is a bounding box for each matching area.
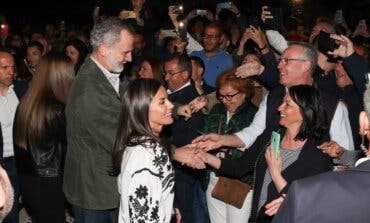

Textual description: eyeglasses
[277,58,308,65]
[217,91,240,101]
[162,70,185,76]
[201,34,221,40]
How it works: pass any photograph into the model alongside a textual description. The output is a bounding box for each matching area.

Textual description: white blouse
[118,143,175,223]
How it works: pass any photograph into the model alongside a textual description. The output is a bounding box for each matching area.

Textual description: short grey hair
[90,16,134,52]
[289,41,318,74]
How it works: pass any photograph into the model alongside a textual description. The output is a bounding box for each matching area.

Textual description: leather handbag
[211,115,252,209]
[211,176,251,209]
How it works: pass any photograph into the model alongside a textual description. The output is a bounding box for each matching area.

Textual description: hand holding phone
[271,131,281,159]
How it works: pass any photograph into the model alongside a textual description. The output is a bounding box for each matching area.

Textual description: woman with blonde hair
[14,53,75,223]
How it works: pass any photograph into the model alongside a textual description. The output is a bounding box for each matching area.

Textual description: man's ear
[302,61,311,73]
[359,111,369,136]
[99,44,108,57]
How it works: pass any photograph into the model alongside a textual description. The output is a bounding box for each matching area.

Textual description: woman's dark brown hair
[14,54,75,150]
[112,78,163,176]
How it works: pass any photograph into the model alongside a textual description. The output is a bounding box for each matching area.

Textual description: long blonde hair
[15,54,75,150]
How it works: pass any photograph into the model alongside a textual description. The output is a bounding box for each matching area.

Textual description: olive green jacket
[63,57,122,209]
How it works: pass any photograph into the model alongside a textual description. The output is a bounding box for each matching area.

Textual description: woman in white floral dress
[113,79,175,223]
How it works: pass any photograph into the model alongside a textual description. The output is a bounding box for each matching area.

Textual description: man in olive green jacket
[63,17,134,223]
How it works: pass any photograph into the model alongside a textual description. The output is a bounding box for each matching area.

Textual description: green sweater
[202,99,257,188]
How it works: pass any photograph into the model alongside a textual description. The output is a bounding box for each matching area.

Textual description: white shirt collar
[167,80,191,94]
[90,56,120,94]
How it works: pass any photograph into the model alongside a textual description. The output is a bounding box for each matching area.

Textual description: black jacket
[14,99,67,177]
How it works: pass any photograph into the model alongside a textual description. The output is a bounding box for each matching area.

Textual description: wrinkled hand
[317,141,345,158]
[328,34,355,58]
[177,104,192,120]
[261,6,273,22]
[265,194,286,216]
[174,145,206,169]
[235,60,264,78]
[265,145,282,177]
[189,96,208,113]
[192,133,224,151]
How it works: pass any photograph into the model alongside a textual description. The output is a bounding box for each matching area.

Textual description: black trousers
[19,174,65,223]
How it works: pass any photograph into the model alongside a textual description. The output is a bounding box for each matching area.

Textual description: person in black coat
[271,82,370,223]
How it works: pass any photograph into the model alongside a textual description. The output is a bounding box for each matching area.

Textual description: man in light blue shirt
[190,22,233,87]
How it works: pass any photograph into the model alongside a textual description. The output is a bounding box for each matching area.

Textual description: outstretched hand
[192,133,224,151]
[317,141,344,158]
[173,145,206,169]
[235,60,265,78]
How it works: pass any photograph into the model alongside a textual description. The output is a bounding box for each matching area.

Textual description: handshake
[173,133,224,169]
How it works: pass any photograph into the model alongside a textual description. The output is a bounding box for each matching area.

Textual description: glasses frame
[217,91,240,101]
[277,58,308,65]
[162,70,185,77]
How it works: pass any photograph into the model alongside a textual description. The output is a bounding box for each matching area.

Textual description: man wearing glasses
[163,53,208,223]
[190,22,233,88]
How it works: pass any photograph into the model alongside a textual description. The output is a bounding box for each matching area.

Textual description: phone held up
[178,21,187,41]
[217,1,231,9]
[271,131,281,159]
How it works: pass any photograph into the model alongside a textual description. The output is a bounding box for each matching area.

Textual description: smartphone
[196,9,207,16]
[174,5,184,14]
[178,21,187,41]
[217,2,231,9]
[317,30,339,54]
[161,29,177,38]
[334,10,343,24]
[125,10,137,19]
[264,7,283,30]
[271,131,281,159]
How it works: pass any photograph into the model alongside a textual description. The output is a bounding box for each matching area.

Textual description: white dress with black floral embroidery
[118,143,175,223]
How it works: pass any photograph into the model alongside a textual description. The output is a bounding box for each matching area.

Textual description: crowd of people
[0,0,370,223]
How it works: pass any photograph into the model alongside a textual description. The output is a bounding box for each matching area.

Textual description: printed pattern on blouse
[122,144,175,223]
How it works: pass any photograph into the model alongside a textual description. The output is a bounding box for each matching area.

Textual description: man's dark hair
[165,53,192,73]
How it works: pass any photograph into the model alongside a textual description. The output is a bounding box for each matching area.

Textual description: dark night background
[1,0,370,30]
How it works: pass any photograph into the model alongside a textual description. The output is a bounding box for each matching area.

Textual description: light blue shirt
[190,49,233,87]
